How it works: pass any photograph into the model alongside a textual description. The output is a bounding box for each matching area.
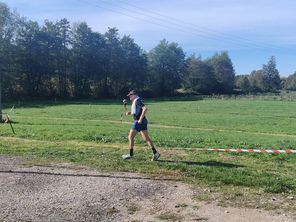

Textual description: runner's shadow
[157,160,244,168]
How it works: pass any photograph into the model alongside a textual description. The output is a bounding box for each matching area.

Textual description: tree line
[235,56,296,93]
[1,2,296,101]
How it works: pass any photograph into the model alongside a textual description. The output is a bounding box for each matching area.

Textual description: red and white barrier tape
[172,148,296,154]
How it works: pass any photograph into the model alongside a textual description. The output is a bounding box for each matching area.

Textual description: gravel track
[0,156,294,222]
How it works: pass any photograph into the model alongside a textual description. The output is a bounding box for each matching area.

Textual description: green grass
[157,212,183,221]
[1,97,296,213]
[2,98,296,148]
[127,203,140,215]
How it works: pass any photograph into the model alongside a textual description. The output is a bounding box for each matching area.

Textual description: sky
[4,0,296,76]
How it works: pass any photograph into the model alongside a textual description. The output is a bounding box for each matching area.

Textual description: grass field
[1,96,296,213]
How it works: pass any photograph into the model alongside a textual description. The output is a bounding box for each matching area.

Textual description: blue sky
[5,0,296,76]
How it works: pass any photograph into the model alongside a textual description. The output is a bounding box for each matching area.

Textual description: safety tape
[171,148,296,154]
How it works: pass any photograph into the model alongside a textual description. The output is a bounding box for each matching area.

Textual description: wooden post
[0,72,2,123]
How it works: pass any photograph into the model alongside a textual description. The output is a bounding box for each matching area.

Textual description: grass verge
[0,136,295,215]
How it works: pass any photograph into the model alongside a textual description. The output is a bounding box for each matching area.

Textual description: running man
[122,90,160,161]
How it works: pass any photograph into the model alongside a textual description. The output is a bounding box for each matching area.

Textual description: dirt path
[0,156,294,222]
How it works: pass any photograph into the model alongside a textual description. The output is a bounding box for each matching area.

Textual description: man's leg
[140,130,156,152]
[128,129,138,156]
[123,129,138,160]
[141,130,160,161]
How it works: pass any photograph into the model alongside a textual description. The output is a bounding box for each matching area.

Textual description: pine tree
[262,56,280,92]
